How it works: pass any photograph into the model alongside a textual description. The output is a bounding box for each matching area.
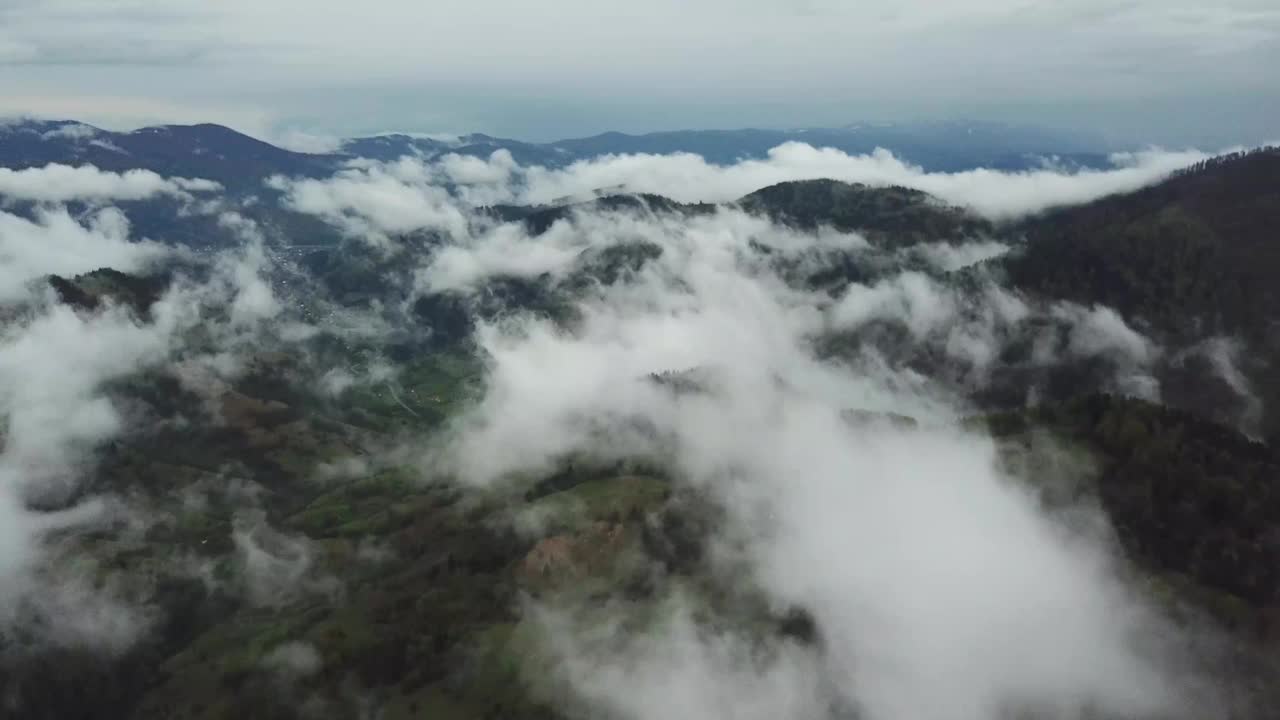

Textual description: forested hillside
[3,127,1280,719]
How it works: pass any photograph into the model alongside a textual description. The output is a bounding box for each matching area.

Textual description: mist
[0,136,1257,716]
[416,194,1209,718]
[266,143,1219,230]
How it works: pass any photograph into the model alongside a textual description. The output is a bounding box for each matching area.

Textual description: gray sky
[1,0,1277,145]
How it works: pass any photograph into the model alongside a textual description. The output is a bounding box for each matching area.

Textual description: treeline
[1008,146,1280,339]
[1006,147,1280,439]
[738,178,994,246]
[1171,146,1280,179]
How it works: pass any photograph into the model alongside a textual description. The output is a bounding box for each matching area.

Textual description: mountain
[0,120,338,191]
[738,178,994,246]
[1005,147,1280,440]
[1007,147,1280,339]
[345,121,1114,171]
[342,133,570,167]
[6,123,1280,719]
[6,118,1106,186]
[0,120,350,249]
[544,121,1112,170]
[715,151,1280,439]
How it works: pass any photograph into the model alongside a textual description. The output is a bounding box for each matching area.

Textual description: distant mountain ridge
[0,120,337,191]
[341,120,1114,171]
[2,118,1114,184]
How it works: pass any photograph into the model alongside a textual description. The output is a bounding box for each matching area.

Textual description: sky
[1,0,1278,145]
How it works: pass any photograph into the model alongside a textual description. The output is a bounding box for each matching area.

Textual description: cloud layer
[421,197,1205,719]
[273,143,1211,224]
[0,137,1243,714]
[0,163,220,203]
[0,197,289,640]
[0,205,167,301]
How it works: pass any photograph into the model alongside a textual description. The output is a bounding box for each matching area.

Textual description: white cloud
[269,128,344,154]
[439,148,519,186]
[0,205,168,301]
[268,162,468,242]
[261,641,323,678]
[18,561,154,653]
[232,512,338,608]
[1197,336,1263,433]
[0,304,173,490]
[0,163,221,203]
[539,601,831,719]
[272,144,1219,299]
[215,214,282,328]
[281,144,1214,237]
[0,300,179,616]
[40,122,99,141]
[0,211,300,636]
[831,271,958,339]
[910,240,1010,272]
[1055,303,1157,366]
[0,123,1240,712]
[440,143,1211,219]
[822,268,1158,387]
[427,199,1207,719]
[416,219,583,293]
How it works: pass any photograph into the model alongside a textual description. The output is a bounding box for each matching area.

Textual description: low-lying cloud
[0,137,1239,715]
[269,143,1217,241]
[0,211,294,642]
[0,163,221,204]
[422,194,1204,718]
[0,301,176,618]
[445,143,1212,219]
[0,205,168,301]
[268,160,468,242]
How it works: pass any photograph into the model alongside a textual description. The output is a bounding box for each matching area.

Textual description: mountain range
[2,119,1279,719]
[2,118,1113,184]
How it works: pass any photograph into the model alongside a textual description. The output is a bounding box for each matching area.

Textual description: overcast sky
[1,0,1277,145]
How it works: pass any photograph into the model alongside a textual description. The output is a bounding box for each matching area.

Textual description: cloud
[438,148,520,186]
[909,239,1010,272]
[269,128,344,154]
[0,128,1238,712]
[39,122,99,141]
[441,143,1213,219]
[0,210,298,640]
[267,161,468,242]
[0,205,168,301]
[1197,336,1263,433]
[819,266,1156,388]
[214,214,283,328]
[0,299,179,616]
[231,512,338,608]
[415,219,585,293]
[831,271,958,339]
[280,144,1214,234]
[0,163,221,203]
[14,559,154,653]
[728,418,1183,720]
[261,641,323,679]
[1056,303,1156,365]
[538,600,832,719]
[0,303,174,492]
[420,196,1211,718]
